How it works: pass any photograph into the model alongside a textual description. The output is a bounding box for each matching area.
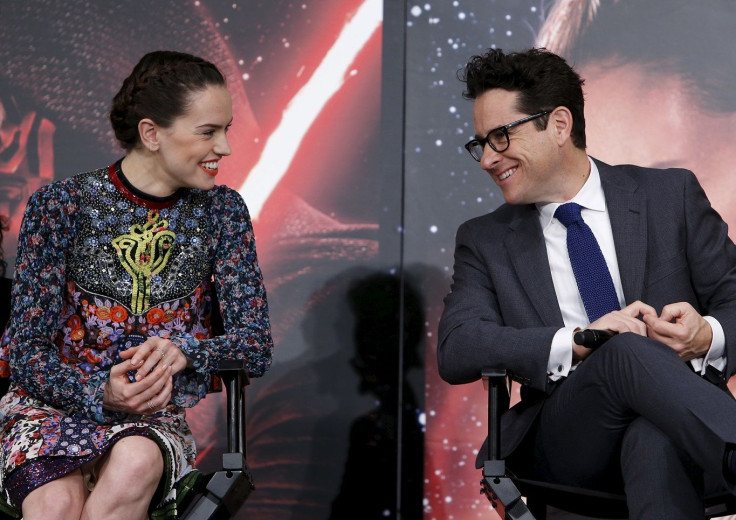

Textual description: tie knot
[555,202,583,228]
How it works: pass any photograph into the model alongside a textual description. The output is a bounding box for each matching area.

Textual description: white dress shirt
[538,158,725,381]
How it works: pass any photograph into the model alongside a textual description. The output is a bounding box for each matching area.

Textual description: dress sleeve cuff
[90,372,127,424]
[170,334,210,406]
[172,334,210,372]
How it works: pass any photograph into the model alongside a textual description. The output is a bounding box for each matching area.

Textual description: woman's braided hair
[109,50,226,151]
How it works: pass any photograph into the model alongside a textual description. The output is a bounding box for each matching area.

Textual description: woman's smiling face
[153,85,233,193]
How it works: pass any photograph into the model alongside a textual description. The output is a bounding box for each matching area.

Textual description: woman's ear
[138,118,160,152]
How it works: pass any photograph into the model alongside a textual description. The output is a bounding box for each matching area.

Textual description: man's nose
[480,143,502,169]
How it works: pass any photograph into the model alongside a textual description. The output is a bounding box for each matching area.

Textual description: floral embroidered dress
[0,162,273,516]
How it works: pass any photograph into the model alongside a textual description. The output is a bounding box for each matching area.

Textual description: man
[437,48,736,518]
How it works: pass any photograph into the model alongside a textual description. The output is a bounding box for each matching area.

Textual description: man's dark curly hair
[460,48,586,149]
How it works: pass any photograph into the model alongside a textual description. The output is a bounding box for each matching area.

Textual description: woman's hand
[121,337,190,380]
[103,337,190,414]
[103,360,173,415]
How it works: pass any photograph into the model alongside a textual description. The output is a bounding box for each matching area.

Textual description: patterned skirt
[0,386,198,518]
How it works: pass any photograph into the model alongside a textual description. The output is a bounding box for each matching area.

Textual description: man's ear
[138,118,160,152]
[548,106,574,146]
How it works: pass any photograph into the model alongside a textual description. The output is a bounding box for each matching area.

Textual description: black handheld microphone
[573,329,618,349]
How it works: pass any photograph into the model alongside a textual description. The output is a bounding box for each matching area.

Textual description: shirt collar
[537,157,605,229]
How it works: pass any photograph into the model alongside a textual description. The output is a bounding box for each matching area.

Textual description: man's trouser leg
[530,333,736,518]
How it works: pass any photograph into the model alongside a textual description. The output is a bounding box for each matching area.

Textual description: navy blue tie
[554,202,620,322]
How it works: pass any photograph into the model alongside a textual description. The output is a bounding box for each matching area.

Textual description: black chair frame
[181,288,255,519]
[180,359,254,520]
[480,367,736,520]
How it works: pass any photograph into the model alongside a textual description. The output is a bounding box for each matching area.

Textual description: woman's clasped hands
[103,337,190,415]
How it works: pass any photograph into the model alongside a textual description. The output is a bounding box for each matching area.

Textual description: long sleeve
[8,183,124,423]
[437,213,560,392]
[170,187,273,406]
[678,170,736,378]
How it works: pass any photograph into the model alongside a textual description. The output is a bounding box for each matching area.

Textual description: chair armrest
[180,361,253,520]
[216,360,250,458]
[481,367,508,381]
[481,367,508,462]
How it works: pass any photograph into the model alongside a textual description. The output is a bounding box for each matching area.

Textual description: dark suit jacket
[437,159,736,461]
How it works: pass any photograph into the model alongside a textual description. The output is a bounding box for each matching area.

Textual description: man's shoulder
[464,202,527,225]
[456,202,534,244]
[594,158,695,187]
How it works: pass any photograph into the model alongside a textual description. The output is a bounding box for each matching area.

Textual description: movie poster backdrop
[4,1,736,519]
[0,1,422,519]
[407,1,736,519]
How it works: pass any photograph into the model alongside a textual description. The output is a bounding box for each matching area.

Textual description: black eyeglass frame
[464,111,551,161]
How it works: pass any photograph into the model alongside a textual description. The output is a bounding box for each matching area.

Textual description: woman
[0,50,273,520]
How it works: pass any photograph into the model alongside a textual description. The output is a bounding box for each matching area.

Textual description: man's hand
[573,300,656,361]
[643,302,712,361]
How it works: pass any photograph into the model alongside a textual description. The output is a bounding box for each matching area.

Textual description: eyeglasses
[464,111,550,161]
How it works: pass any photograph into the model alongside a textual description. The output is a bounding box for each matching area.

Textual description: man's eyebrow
[475,124,502,139]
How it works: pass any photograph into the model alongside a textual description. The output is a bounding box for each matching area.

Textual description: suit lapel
[505,206,564,327]
[596,160,648,304]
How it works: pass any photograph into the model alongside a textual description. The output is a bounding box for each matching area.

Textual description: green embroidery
[113,211,175,314]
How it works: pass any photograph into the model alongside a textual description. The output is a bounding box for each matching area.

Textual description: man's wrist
[572,327,595,361]
[695,317,714,356]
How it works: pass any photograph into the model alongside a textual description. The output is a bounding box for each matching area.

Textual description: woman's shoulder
[30,166,108,205]
[197,185,250,215]
[208,184,244,202]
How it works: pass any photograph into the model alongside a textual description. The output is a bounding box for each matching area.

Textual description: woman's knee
[103,436,164,489]
[22,472,86,520]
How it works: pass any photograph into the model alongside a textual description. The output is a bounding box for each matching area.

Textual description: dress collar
[107,160,185,209]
